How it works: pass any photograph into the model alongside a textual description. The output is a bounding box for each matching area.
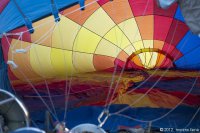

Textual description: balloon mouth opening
[115,48,175,70]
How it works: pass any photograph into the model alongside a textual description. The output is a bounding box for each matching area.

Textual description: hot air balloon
[0,0,200,132]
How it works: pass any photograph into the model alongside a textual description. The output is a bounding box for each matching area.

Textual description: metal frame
[0,89,29,127]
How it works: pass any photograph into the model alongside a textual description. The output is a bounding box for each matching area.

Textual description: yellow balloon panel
[138,52,158,69]
[132,40,144,51]
[138,53,147,69]
[51,48,76,77]
[143,40,154,49]
[8,39,40,81]
[73,27,101,53]
[52,16,81,50]
[126,40,154,56]
[104,25,131,49]
[123,44,136,56]
[146,52,158,69]
[95,39,122,58]
[30,44,55,78]
[73,52,95,73]
[83,7,115,36]
[118,18,142,43]
[131,40,157,69]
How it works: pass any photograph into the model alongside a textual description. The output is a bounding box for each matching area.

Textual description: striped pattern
[1,0,189,85]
